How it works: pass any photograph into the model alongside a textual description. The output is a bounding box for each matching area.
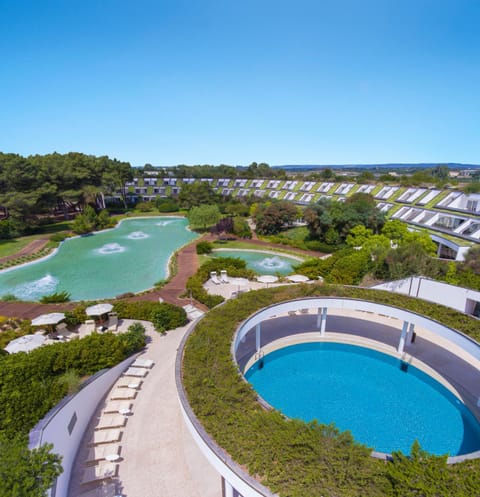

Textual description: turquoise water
[212,250,299,275]
[245,342,480,455]
[0,217,197,301]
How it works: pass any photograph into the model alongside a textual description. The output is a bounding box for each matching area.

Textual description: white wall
[29,355,136,497]
[373,277,480,316]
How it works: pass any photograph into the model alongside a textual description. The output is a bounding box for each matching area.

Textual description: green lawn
[0,221,72,259]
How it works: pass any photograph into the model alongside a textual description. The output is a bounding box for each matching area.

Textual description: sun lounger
[107,313,118,332]
[182,304,197,313]
[131,358,154,368]
[220,270,229,283]
[300,308,309,314]
[81,463,117,485]
[77,482,117,497]
[84,320,96,333]
[85,444,120,464]
[110,388,136,400]
[115,377,143,389]
[89,429,121,446]
[288,310,297,316]
[123,367,148,377]
[210,271,221,285]
[56,322,69,334]
[103,401,132,414]
[95,415,126,430]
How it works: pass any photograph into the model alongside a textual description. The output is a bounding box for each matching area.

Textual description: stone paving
[69,322,220,497]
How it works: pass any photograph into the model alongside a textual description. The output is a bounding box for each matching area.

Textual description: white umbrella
[86,303,113,317]
[5,334,46,354]
[256,275,279,287]
[287,274,309,283]
[31,312,66,327]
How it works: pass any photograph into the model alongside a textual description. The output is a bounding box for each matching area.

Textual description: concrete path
[70,323,220,497]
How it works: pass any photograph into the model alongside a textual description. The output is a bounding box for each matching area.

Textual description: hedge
[0,328,146,437]
[182,284,480,496]
[112,301,188,332]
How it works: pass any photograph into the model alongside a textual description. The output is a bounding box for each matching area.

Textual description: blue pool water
[212,250,300,275]
[245,342,480,455]
[0,217,198,301]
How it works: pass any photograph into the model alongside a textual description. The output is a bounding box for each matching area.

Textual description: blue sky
[1,0,479,166]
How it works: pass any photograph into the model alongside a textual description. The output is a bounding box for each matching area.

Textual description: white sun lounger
[131,358,154,368]
[95,415,126,430]
[103,401,132,414]
[77,482,117,497]
[123,367,148,377]
[210,271,221,285]
[89,429,121,446]
[110,388,136,400]
[220,270,229,283]
[85,444,120,464]
[81,463,117,485]
[115,377,143,389]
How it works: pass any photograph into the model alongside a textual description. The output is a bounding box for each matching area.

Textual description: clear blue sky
[1,0,479,167]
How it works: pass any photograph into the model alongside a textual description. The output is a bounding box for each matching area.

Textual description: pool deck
[69,322,220,497]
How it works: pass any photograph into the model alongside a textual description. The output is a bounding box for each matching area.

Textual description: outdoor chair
[80,463,118,485]
[85,444,120,465]
[107,313,118,332]
[85,319,96,333]
[220,269,229,283]
[210,271,221,285]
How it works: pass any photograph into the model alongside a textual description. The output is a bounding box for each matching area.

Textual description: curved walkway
[0,237,49,265]
[69,323,220,497]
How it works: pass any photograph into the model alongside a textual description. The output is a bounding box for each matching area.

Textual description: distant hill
[274,163,480,171]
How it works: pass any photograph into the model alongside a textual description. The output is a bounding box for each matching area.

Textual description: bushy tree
[305,195,385,243]
[0,435,62,497]
[188,204,222,230]
[178,182,219,209]
[254,201,298,235]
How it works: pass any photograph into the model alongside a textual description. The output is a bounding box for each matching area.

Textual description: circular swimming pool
[212,249,301,275]
[245,342,480,455]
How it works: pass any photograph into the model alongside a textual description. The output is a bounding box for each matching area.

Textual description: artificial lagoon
[0,217,198,301]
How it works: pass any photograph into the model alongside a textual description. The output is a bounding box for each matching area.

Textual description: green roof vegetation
[182,284,480,496]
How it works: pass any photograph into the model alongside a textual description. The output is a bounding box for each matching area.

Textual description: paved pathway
[69,323,220,497]
[0,237,49,265]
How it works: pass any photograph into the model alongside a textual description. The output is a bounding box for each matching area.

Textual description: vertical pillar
[397,321,409,354]
[320,307,327,337]
[317,307,327,337]
[224,479,234,497]
[408,322,415,344]
[255,323,261,352]
[316,307,322,329]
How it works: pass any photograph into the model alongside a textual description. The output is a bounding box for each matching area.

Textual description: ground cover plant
[182,284,480,496]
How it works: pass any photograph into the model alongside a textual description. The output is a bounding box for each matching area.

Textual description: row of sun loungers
[79,357,155,493]
[210,270,229,284]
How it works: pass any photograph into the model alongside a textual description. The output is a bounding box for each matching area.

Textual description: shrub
[135,201,156,212]
[112,301,187,332]
[128,322,146,334]
[0,328,146,437]
[49,232,69,243]
[232,217,252,238]
[196,241,213,254]
[156,197,179,212]
[64,305,88,326]
[0,294,18,302]
[39,291,71,303]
